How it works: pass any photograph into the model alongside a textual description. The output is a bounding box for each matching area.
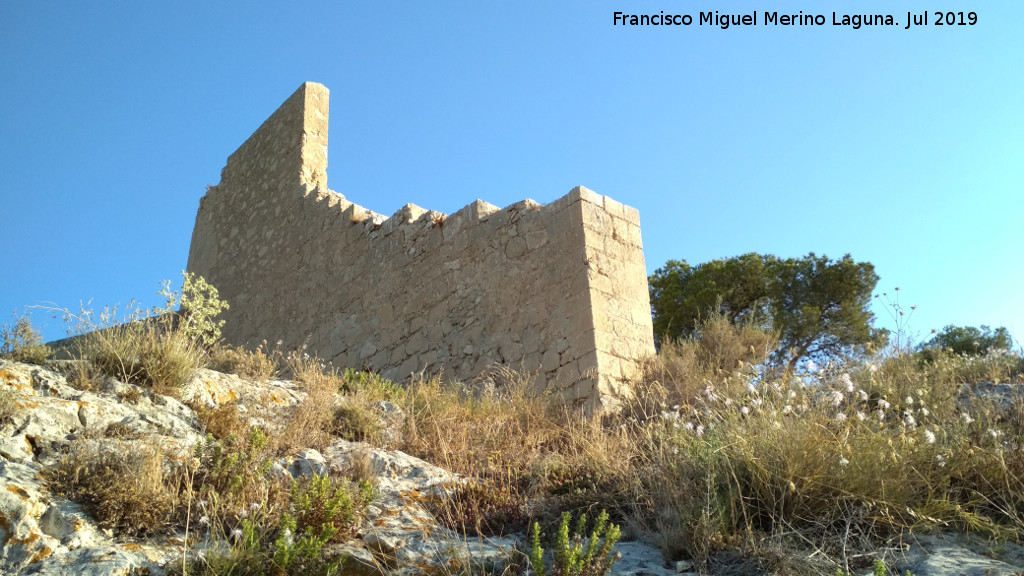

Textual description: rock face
[186,82,656,413]
[3,358,1024,576]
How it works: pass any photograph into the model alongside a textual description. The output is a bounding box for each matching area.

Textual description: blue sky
[1,2,1021,349]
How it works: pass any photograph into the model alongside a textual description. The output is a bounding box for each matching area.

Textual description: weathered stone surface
[898,532,1024,576]
[186,82,656,413]
[1,360,201,462]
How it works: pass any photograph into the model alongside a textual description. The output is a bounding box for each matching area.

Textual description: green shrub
[285,473,374,543]
[182,472,372,576]
[529,510,621,576]
[338,367,404,400]
[1,316,51,365]
[192,428,278,519]
[176,272,230,350]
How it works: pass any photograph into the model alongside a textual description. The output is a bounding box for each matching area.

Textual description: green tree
[649,252,883,370]
[769,253,883,371]
[648,254,772,340]
[922,324,1013,357]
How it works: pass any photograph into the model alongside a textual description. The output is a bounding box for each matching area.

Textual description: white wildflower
[238,509,248,519]
[231,528,244,540]
[904,413,917,427]
[988,428,1002,439]
[747,383,757,395]
[840,373,854,392]
[924,429,936,444]
[905,396,914,406]
[961,413,975,425]
[198,499,208,509]
[782,405,792,415]
[695,424,705,437]
[838,456,850,467]
[858,389,869,402]
[877,410,885,422]
[935,454,946,467]
[868,363,879,373]
[703,386,717,402]
[684,421,695,432]
[919,407,930,417]
[249,502,261,512]
[752,397,762,407]
[788,390,797,400]
[805,360,817,373]
[740,406,750,416]
[198,515,210,526]
[877,399,890,410]
[830,391,844,407]
[835,412,847,422]
[772,420,782,429]
[856,411,867,421]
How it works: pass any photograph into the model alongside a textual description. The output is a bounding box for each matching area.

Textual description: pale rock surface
[898,532,1024,576]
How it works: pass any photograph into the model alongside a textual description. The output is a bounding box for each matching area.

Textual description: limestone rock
[899,532,1024,576]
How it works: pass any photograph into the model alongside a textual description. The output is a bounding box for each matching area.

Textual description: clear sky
[1,2,1021,349]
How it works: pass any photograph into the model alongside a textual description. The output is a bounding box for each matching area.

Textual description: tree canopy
[649,252,884,370]
[921,324,1013,357]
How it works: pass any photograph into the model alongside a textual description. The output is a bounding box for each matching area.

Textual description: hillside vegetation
[2,274,1023,576]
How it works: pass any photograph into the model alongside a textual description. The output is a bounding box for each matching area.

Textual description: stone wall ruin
[187,82,655,411]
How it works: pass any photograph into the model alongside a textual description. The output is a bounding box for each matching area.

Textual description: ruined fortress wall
[187,82,655,411]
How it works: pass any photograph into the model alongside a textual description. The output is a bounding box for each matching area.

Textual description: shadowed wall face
[188,82,655,412]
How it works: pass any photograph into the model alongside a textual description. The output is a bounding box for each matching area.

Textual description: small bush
[196,402,250,442]
[0,387,17,422]
[186,474,373,576]
[636,313,777,408]
[261,349,345,455]
[176,272,230,350]
[65,272,228,396]
[208,341,282,381]
[192,428,282,522]
[330,401,380,442]
[530,510,622,576]
[338,367,404,400]
[428,463,528,537]
[50,440,186,536]
[1,316,51,365]
[285,473,374,543]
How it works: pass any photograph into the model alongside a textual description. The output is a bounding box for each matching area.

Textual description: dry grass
[85,321,203,396]
[0,386,17,422]
[196,402,250,442]
[207,341,282,381]
[49,439,188,536]
[271,351,340,455]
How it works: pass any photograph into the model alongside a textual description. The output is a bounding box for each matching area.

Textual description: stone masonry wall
[187,82,655,411]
